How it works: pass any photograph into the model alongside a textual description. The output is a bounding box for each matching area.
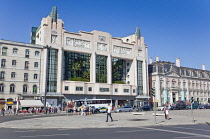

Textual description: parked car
[141,105,153,111]
[186,103,199,110]
[98,107,107,113]
[114,106,133,113]
[173,101,186,110]
[199,104,210,109]
[157,105,164,111]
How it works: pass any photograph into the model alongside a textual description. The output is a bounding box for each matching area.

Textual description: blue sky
[0,0,209,70]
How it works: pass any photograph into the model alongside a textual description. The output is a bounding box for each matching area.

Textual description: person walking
[106,104,113,122]
[1,108,5,116]
[164,102,169,120]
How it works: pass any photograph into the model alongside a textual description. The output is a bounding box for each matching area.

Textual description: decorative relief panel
[51,35,57,43]
[97,43,107,51]
[66,37,90,49]
[66,38,74,46]
[113,45,132,55]
[138,50,142,56]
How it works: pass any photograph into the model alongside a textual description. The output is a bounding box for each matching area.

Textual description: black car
[141,105,153,111]
[172,101,186,110]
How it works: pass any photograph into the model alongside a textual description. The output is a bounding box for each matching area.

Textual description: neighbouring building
[0,39,44,109]
[31,6,149,108]
[148,56,210,107]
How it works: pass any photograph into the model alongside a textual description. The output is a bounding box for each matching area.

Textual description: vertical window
[23,84,28,93]
[112,58,126,83]
[0,71,5,80]
[25,49,30,58]
[33,85,37,93]
[34,74,38,79]
[34,62,38,68]
[96,55,107,83]
[11,72,15,78]
[115,88,118,92]
[2,47,7,55]
[88,87,92,91]
[25,61,29,69]
[133,89,136,93]
[65,86,69,91]
[12,60,16,66]
[35,51,40,56]
[10,84,15,92]
[1,59,6,68]
[13,48,18,54]
[24,73,28,81]
[0,83,4,92]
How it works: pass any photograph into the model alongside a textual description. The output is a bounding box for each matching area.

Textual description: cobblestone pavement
[0,109,210,129]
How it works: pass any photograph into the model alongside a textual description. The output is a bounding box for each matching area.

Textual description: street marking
[116,130,149,133]
[58,129,70,130]
[20,134,70,138]
[169,126,210,132]
[14,130,36,132]
[138,127,210,138]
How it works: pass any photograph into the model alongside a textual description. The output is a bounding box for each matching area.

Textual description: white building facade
[149,57,210,106]
[0,40,44,109]
[32,6,149,107]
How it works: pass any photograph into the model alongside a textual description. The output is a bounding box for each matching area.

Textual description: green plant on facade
[72,62,81,78]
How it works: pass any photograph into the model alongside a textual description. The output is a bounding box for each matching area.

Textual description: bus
[74,99,112,109]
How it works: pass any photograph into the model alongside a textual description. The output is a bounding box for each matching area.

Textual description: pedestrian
[164,102,169,120]
[81,106,86,116]
[13,107,17,115]
[1,108,5,116]
[106,104,113,122]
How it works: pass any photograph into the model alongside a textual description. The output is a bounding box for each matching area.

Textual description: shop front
[0,98,6,109]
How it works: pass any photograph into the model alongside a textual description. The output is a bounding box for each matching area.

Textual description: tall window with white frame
[137,61,143,95]
[0,83,4,93]
[1,59,6,68]
[23,84,28,94]
[13,48,18,54]
[0,71,5,80]
[33,85,37,94]
[25,49,30,58]
[10,84,15,93]
[2,47,7,55]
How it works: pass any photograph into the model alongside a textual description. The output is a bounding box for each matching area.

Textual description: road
[0,124,210,139]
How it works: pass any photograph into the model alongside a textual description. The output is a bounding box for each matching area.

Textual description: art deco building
[31,6,149,107]
[149,56,210,106]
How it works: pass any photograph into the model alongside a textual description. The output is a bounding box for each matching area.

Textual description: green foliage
[69,77,89,82]
[113,81,125,84]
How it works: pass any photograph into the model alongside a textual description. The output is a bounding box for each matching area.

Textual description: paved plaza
[0,110,210,129]
[0,109,210,129]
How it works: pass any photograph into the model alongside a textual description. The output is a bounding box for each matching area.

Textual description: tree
[72,62,81,78]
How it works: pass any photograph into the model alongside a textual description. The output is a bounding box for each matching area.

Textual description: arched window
[13,48,18,54]
[10,84,15,92]
[2,47,8,55]
[33,85,37,93]
[23,84,28,93]
[35,51,40,56]
[0,83,4,92]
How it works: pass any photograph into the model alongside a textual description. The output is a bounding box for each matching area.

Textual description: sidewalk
[1,109,210,129]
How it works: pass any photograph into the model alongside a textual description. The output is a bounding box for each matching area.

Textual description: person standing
[1,108,5,116]
[106,104,113,122]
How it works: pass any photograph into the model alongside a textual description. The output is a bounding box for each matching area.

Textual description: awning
[135,95,150,99]
[19,100,44,107]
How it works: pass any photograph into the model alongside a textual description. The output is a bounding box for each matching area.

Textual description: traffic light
[151,88,155,97]
[191,97,194,103]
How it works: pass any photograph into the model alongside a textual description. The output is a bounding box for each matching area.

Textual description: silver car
[114,106,133,113]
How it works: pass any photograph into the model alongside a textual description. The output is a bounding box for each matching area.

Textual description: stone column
[107,54,112,84]
[91,52,96,83]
